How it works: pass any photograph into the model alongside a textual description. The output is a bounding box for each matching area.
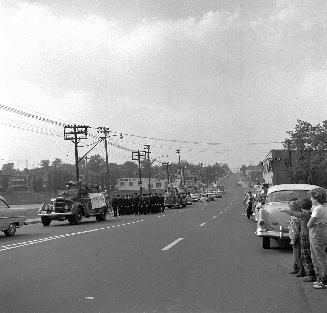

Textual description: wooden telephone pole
[64,125,89,181]
[132,150,146,196]
[97,127,111,194]
[144,145,151,195]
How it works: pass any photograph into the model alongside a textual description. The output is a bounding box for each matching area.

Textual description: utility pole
[144,145,151,195]
[64,125,89,181]
[176,149,181,186]
[162,162,171,186]
[97,127,111,195]
[132,150,146,196]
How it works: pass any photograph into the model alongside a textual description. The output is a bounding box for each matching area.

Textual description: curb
[26,219,41,225]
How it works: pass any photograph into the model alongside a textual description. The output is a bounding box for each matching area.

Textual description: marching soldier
[117,195,122,216]
[112,194,118,217]
[154,193,160,213]
[160,194,165,213]
[133,193,139,215]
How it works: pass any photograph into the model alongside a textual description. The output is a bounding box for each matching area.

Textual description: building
[262,149,327,186]
[115,177,168,194]
[0,171,30,192]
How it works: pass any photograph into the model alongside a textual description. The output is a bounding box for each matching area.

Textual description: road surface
[0,175,326,313]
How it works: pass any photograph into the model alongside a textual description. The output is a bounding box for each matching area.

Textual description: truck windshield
[266,190,310,203]
[57,187,79,198]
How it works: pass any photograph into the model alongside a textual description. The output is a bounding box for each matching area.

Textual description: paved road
[1,175,326,313]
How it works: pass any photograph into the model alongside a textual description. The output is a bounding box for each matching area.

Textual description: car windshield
[266,190,311,203]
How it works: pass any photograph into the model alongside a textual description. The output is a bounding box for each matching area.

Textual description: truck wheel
[4,223,16,236]
[72,208,83,225]
[96,208,107,221]
[41,216,51,226]
[262,237,270,249]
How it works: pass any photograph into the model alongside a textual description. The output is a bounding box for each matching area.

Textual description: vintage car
[256,184,320,249]
[38,181,108,226]
[186,193,193,205]
[0,196,27,236]
[190,193,198,202]
[216,186,225,197]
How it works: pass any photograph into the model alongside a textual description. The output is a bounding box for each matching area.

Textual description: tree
[87,155,105,172]
[40,160,50,169]
[51,158,62,168]
[283,119,327,187]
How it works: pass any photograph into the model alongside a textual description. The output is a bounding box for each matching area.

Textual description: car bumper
[256,227,290,239]
[38,212,73,217]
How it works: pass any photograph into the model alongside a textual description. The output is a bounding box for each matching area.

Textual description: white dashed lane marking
[199,222,207,227]
[161,238,184,251]
[212,216,217,219]
[0,219,144,253]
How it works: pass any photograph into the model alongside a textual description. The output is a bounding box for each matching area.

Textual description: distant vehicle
[256,184,320,249]
[0,196,27,236]
[38,181,108,226]
[164,187,182,209]
[200,193,209,202]
[186,193,193,204]
[190,193,198,202]
[207,192,215,201]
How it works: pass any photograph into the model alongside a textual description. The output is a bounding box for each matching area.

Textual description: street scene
[2,1,327,313]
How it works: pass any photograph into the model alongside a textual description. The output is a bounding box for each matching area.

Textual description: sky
[1,0,327,171]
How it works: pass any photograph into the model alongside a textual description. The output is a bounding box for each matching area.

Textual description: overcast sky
[1,0,327,171]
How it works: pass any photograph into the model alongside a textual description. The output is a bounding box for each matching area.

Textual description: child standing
[283,198,315,281]
[285,199,304,276]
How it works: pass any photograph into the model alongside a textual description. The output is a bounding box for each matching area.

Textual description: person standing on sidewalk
[307,188,327,289]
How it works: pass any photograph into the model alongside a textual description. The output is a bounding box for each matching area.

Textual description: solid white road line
[199,222,207,227]
[161,238,184,251]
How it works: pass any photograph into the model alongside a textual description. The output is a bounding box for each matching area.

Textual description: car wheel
[41,216,51,226]
[262,237,270,249]
[4,223,16,236]
[72,207,83,225]
[96,208,107,221]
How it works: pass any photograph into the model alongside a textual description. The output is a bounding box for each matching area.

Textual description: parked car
[200,193,209,202]
[0,196,27,236]
[256,184,320,249]
[207,192,215,201]
[186,193,193,204]
[190,193,198,202]
[38,181,108,226]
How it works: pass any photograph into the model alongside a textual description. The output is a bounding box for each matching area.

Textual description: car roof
[267,184,321,195]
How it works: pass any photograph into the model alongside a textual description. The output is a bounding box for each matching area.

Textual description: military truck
[38,181,108,226]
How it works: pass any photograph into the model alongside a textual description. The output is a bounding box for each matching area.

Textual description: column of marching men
[111,193,165,217]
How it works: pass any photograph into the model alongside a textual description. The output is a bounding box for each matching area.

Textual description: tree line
[282,119,327,187]
[1,156,231,193]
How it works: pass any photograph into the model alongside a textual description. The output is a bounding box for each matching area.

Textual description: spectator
[307,188,327,289]
[286,199,304,276]
[283,198,315,281]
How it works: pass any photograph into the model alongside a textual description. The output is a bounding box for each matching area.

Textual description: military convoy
[38,181,108,226]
